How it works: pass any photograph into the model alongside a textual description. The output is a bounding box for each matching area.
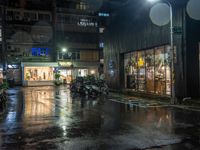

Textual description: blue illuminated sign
[31,47,49,56]
[98,12,110,17]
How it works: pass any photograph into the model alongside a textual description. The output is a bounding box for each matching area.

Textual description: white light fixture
[90,70,95,74]
[62,48,67,52]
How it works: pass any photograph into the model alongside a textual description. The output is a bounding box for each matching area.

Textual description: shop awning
[21,62,59,67]
[73,62,100,68]
[58,61,72,67]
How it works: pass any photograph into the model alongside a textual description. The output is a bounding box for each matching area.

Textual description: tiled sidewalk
[108,92,200,111]
[108,92,170,108]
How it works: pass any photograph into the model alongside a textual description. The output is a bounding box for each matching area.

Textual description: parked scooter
[70,76,109,98]
[97,79,109,95]
[70,77,85,95]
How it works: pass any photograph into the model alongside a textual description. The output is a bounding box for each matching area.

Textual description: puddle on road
[0,86,199,149]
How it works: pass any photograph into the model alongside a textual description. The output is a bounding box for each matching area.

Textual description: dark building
[104,0,200,99]
[2,0,54,85]
[1,0,106,85]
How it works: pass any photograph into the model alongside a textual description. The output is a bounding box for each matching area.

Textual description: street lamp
[147,0,176,104]
[62,48,67,53]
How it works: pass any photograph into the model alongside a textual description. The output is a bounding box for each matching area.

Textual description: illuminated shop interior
[124,46,171,95]
[60,69,72,84]
[78,69,88,77]
[24,67,54,81]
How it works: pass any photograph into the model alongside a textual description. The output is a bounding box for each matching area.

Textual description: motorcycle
[70,76,109,98]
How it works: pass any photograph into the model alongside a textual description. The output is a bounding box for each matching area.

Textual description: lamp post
[62,48,67,53]
[147,0,176,104]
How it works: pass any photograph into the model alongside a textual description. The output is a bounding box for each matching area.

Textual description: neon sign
[31,48,49,56]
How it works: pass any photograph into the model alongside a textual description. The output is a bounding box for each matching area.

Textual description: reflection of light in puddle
[60,90,72,103]
[57,89,72,136]
[24,91,53,118]
[6,112,16,123]
[62,125,67,136]
[22,88,55,128]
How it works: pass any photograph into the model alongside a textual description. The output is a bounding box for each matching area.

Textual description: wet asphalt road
[0,86,200,150]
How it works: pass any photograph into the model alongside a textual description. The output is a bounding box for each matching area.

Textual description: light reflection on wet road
[0,86,200,150]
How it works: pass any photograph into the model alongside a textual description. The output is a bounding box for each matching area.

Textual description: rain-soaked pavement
[0,86,200,150]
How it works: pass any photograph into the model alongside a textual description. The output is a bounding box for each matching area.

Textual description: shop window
[146,49,155,93]
[155,47,166,95]
[137,51,146,92]
[124,45,171,96]
[24,67,53,81]
[124,52,138,90]
[60,69,72,84]
[165,46,171,95]
[78,69,88,77]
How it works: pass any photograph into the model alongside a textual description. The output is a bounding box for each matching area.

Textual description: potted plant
[54,71,62,86]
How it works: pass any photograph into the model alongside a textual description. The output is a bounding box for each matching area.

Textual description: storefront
[21,62,58,86]
[58,61,98,83]
[7,64,21,85]
[58,62,73,84]
[124,45,171,96]
[74,62,99,78]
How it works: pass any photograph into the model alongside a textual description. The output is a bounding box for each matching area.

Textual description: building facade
[55,0,103,83]
[2,0,54,85]
[104,0,200,99]
[1,0,106,85]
